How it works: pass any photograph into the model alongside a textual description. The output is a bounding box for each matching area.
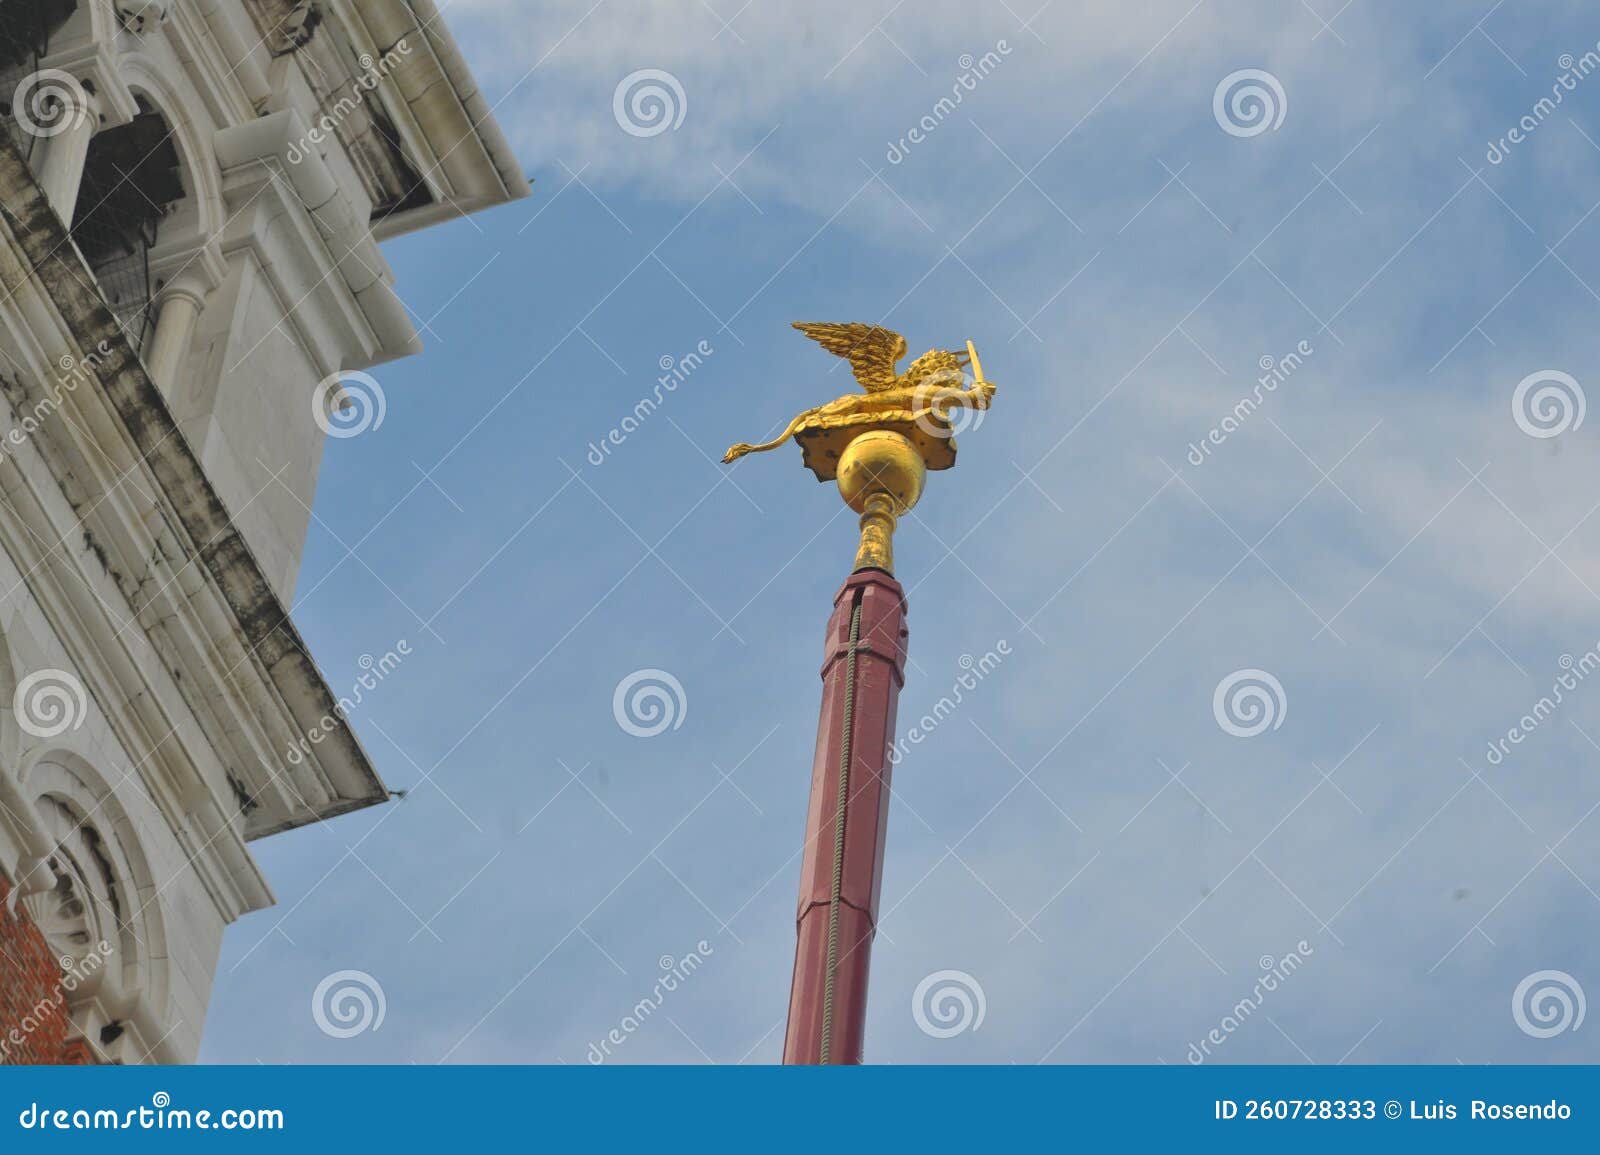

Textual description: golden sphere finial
[836,430,926,514]
[720,324,996,577]
[837,431,925,574]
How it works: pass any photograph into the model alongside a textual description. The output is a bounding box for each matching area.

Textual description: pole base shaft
[782,570,909,1064]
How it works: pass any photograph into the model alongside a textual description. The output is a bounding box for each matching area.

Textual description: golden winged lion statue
[721,322,995,473]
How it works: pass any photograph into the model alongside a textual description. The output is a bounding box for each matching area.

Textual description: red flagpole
[782,569,908,1064]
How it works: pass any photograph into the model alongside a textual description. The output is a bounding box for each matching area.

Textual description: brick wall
[0,875,79,1065]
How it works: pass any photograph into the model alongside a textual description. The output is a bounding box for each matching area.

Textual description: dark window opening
[0,0,77,72]
[0,0,80,158]
[69,101,184,354]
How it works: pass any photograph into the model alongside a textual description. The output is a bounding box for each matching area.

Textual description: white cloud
[209,1,1600,1066]
[450,0,1398,235]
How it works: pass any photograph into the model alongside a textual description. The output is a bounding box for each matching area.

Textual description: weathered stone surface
[0,0,527,1063]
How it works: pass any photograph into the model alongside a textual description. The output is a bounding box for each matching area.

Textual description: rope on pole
[820,598,862,1064]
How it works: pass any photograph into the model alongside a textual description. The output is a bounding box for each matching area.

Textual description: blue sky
[202,1,1600,1063]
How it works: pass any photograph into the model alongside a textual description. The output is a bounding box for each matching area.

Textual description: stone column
[21,76,99,227]
[783,568,908,1064]
[145,276,209,394]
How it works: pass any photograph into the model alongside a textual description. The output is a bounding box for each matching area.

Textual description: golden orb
[836,430,926,515]
[836,430,926,574]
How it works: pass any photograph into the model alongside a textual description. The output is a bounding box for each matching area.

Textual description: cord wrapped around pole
[783,571,909,1064]
[819,602,861,1064]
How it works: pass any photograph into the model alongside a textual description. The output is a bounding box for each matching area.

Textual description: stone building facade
[0,0,526,1063]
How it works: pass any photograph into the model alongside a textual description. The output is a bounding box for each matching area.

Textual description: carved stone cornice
[0,128,389,873]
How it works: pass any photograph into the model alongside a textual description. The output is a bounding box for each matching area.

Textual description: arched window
[27,797,123,980]
[18,753,172,1060]
[68,96,184,354]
